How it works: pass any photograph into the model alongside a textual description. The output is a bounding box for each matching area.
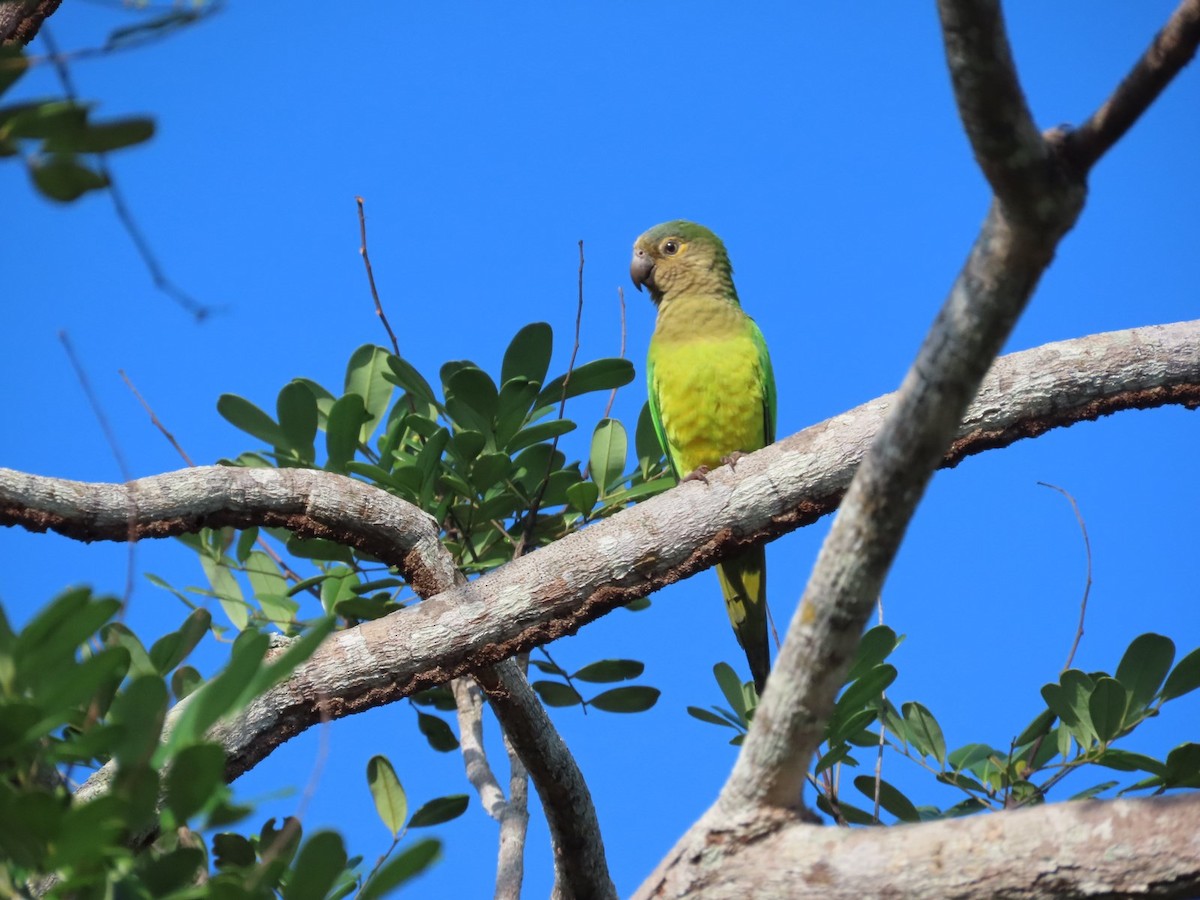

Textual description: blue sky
[4,2,1199,895]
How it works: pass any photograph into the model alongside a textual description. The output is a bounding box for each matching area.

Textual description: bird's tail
[715,545,770,696]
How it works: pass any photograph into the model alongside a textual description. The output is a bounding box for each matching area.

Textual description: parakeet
[631,220,777,695]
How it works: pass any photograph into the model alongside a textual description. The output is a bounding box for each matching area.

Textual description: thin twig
[1037,482,1093,674]
[119,369,194,466]
[355,196,401,358]
[40,27,212,321]
[601,285,626,420]
[873,597,886,823]
[59,331,137,614]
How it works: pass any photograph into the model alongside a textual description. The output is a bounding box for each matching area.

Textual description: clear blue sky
[4,2,1199,895]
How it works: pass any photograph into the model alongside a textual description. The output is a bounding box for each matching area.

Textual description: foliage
[688,626,1200,824]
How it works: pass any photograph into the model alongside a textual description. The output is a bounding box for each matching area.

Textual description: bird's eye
[663,240,679,255]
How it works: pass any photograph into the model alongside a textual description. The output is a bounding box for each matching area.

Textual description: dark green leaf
[471,451,512,492]
[495,378,542,448]
[139,846,206,895]
[566,480,600,516]
[572,659,644,684]
[325,393,369,473]
[827,707,878,745]
[417,712,459,752]
[902,701,946,766]
[408,794,468,828]
[149,608,211,675]
[531,680,583,708]
[852,776,920,823]
[367,755,407,836]
[1068,781,1119,801]
[108,674,168,767]
[166,742,226,822]
[1094,749,1166,775]
[277,381,319,461]
[948,743,997,774]
[411,685,456,711]
[589,685,659,713]
[1041,669,1096,745]
[635,401,664,472]
[30,153,107,201]
[171,665,202,702]
[814,792,875,826]
[1164,742,1200,788]
[501,322,553,387]
[1015,707,1057,747]
[0,47,30,98]
[283,831,347,900]
[1088,677,1128,743]
[359,839,441,900]
[713,662,749,722]
[506,418,576,454]
[6,100,87,139]
[385,355,438,406]
[1161,646,1200,701]
[218,393,286,447]
[1116,632,1175,712]
[835,664,896,717]
[213,832,257,869]
[47,116,154,153]
[686,706,741,730]
[533,358,636,413]
[847,626,899,682]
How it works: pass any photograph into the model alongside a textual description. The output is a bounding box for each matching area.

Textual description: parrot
[630,220,777,695]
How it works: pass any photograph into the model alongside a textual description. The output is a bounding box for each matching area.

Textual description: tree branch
[0,0,60,46]
[1067,0,1200,172]
[635,793,1200,899]
[2,321,1195,787]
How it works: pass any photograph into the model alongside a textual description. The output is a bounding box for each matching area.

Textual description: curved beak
[630,247,655,293]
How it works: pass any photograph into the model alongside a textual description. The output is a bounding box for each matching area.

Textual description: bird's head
[630,220,737,306]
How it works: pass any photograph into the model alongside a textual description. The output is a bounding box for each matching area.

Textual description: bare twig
[1068,0,1200,172]
[1037,482,1093,674]
[601,285,626,420]
[355,197,401,358]
[119,370,195,467]
[39,27,212,321]
[59,331,137,614]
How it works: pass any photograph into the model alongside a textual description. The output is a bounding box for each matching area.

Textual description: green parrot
[630,220,777,695]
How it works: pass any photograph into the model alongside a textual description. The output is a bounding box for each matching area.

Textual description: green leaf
[30,153,108,201]
[213,831,257,869]
[902,701,946,766]
[165,742,227,822]
[171,665,202,701]
[827,707,878,745]
[6,100,87,139]
[277,381,319,461]
[847,626,899,682]
[283,831,347,900]
[325,393,369,473]
[408,794,469,828]
[1116,632,1175,712]
[366,755,407,837]
[200,554,248,630]
[713,662,749,723]
[149,608,211,674]
[495,377,541,448]
[102,621,156,680]
[635,401,664,473]
[385,355,439,406]
[1088,676,1128,743]
[47,116,154,153]
[218,393,287,447]
[589,685,660,713]
[1161,646,1200,701]
[1015,707,1056,747]
[572,659,644,684]
[533,358,636,413]
[345,345,394,443]
[1164,742,1200,788]
[1093,749,1166,776]
[506,418,576,454]
[566,480,600,516]
[501,322,553,387]
[445,366,499,436]
[0,47,30,98]
[107,674,168,768]
[287,535,354,564]
[1041,669,1096,745]
[852,776,920,823]
[417,712,459,752]
[834,664,896,718]
[686,706,742,730]
[531,680,583,708]
[139,846,207,895]
[1067,781,1119,801]
[589,418,628,496]
[814,792,875,826]
[358,838,441,900]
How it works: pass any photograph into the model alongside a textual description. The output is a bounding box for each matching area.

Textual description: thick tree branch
[635,793,1200,899]
[1067,0,1200,172]
[2,321,1196,786]
[935,0,1050,208]
[0,0,60,45]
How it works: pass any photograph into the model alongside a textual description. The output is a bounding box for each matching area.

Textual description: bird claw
[682,466,711,485]
[721,451,748,471]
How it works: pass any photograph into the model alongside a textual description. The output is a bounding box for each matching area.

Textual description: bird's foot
[682,466,711,485]
[721,451,748,471]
